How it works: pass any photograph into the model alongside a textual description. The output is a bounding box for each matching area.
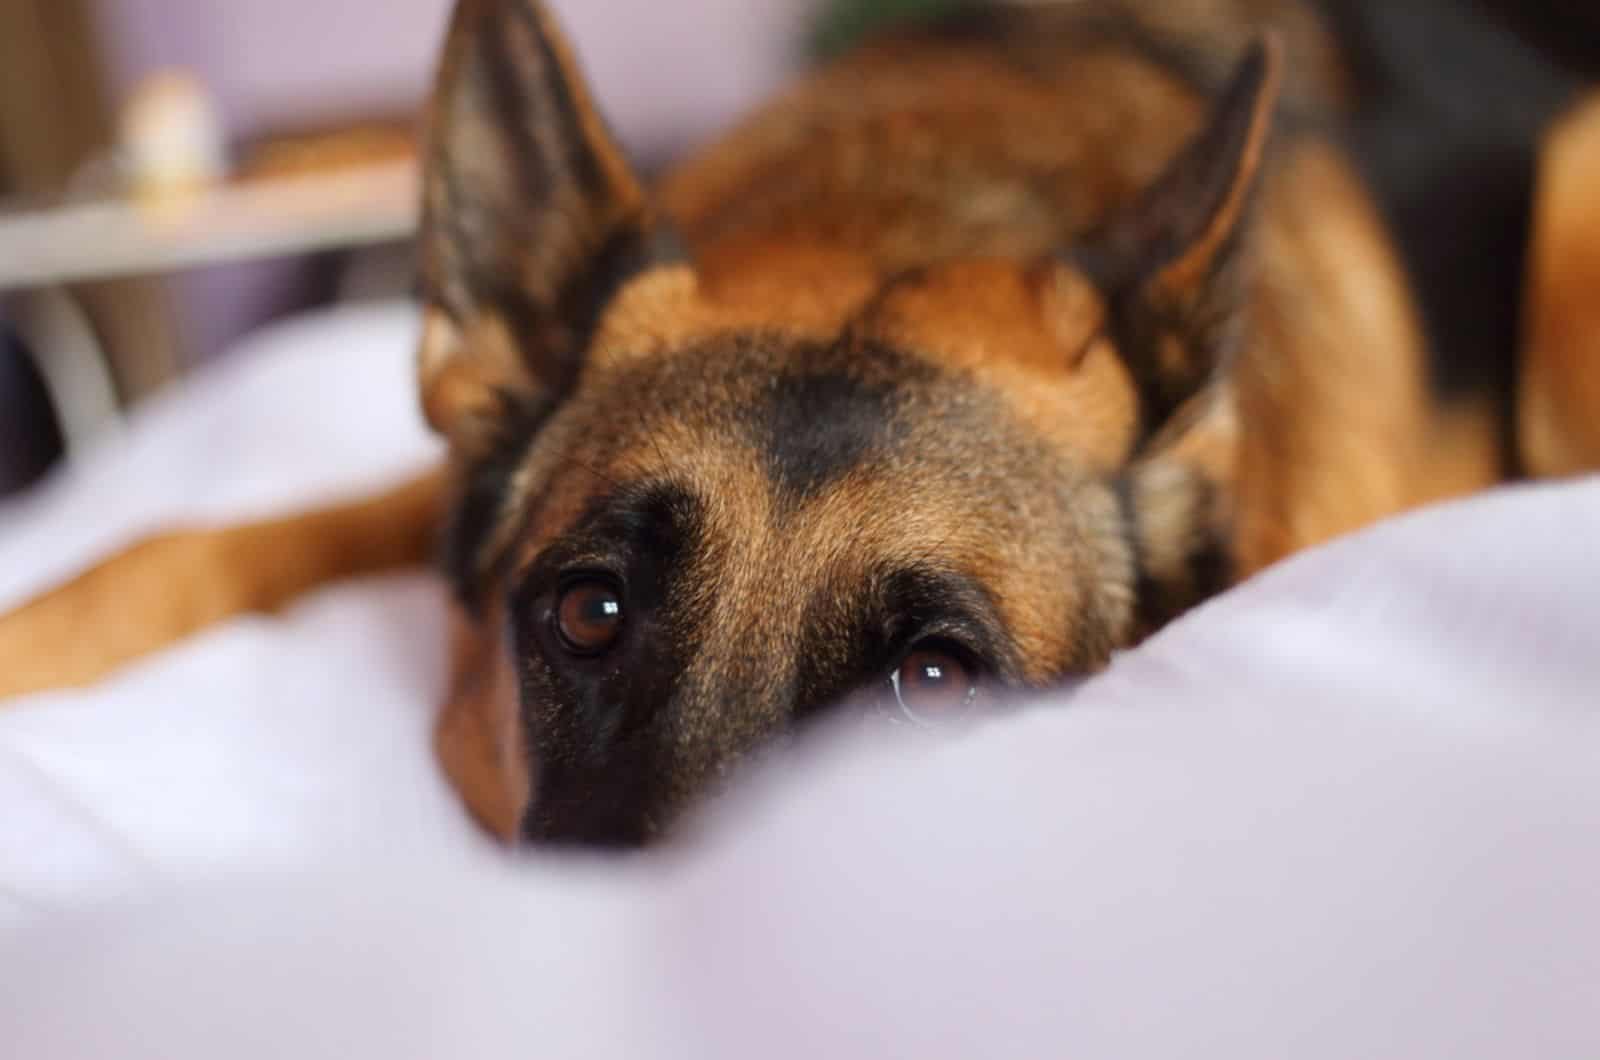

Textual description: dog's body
[3,0,1598,845]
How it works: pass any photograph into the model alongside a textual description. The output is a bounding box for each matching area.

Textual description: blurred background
[0,0,823,498]
[0,0,1596,501]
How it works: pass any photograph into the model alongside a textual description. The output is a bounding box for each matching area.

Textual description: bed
[2,301,1596,1056]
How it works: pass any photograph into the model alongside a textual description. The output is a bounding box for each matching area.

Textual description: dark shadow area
[0,322,66,498]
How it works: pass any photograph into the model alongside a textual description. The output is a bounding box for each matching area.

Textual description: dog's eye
[890,641,979,724]
[554,577,625,656]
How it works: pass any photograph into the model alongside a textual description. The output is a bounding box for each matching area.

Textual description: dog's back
[664,1,1339,271]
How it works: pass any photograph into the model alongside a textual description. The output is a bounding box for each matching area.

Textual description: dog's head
[417,0,1281,846]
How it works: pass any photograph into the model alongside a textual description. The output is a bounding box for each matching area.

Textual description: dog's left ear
[416,0,682,455]
[1080,36,1283,429]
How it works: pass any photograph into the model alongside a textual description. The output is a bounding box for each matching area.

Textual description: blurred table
[0,159,419,292]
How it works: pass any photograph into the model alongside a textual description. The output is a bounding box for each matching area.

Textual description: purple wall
[91,0,805,153]
[88,0,807,363]
[92,0,454,141]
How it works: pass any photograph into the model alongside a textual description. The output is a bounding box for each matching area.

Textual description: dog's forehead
[501,324,1134,682]
[587,254,1142,470]
[575,323,1032,505]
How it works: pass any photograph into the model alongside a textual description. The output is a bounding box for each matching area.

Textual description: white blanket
[1,302,1596,1056]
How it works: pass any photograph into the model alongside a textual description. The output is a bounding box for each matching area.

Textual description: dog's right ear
[1077,37,1282,431]
[417,0,682,454]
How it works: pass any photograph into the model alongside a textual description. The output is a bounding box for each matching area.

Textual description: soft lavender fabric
[1,303,1596,1055]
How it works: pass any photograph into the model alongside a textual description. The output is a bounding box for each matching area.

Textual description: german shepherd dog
[3,0,1598,846]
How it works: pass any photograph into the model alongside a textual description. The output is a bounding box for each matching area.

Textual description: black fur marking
[439,393,557,614]
[755,362,906,500]
[1112,475,1160,632]
[1186,522,1232,617]
[511,480,708,847]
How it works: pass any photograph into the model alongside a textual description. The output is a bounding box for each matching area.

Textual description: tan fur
[0,471,444,699]
[661,45,1207,268]
[434,602,531,840]
[1521,92,1600,478]
[851,261,1138,469]
[1232,141,1502,573]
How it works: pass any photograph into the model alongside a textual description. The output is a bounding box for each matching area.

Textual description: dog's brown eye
[891,642,978,724]
[554,579,625,656]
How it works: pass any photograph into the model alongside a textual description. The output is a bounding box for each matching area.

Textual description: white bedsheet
[1,302,1596,1056]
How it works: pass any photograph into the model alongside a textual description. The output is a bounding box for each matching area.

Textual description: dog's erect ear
[417,0,681,451]
[1081,36,1283,429]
